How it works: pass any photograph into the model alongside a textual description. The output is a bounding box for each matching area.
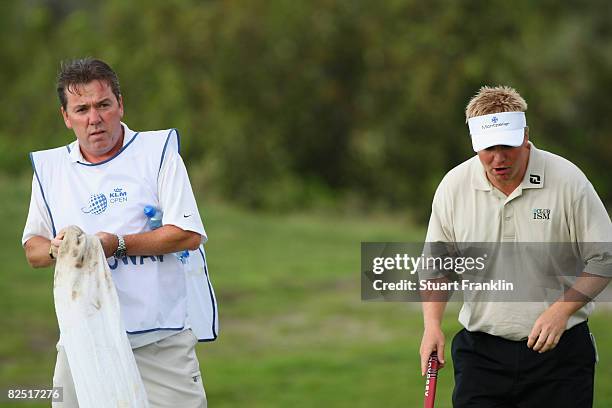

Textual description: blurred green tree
[2,0,611,218]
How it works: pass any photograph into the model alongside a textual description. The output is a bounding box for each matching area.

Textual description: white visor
[467,111,526,152]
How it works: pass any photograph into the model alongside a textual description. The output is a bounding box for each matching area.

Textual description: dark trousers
[451,322,596,408]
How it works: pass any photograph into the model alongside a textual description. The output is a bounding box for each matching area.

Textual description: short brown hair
[465,86,527,121]
[57,58,121,109]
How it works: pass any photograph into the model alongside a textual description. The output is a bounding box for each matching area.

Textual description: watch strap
[113,235,127,259]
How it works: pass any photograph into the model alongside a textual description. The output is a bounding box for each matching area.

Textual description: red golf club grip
[424,351,439,408]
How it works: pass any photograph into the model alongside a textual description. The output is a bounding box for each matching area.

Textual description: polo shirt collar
[471,157,492,191]
[68,122,134,163]
[471,141,545,191]
[520,142,545,190]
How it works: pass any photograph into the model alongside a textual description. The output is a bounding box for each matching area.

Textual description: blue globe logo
[81,193,108,214]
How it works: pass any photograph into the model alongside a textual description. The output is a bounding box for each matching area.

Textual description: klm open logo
[533,208,551,220]
[109,187,128,203]
[81,194,108,214]
[82,187,128,215]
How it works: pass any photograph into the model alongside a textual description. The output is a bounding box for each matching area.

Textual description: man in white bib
[419,86,611,407]
[22,58,218,408]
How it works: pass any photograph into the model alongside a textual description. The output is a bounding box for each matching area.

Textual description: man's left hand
[527,304,570,353]
[95,232,119,258]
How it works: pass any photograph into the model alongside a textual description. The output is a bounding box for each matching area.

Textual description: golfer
[22,58,217,407]
[419,86,611,407]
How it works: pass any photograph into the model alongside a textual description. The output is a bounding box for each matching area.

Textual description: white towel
[54,226,149,407]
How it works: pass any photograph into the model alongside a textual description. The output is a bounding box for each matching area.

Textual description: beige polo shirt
[424,143,612,340]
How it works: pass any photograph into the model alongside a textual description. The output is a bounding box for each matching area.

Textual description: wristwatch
[113,235,127,259]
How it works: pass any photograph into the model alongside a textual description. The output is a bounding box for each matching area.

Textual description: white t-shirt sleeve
[22,175,54,245]
[158,145,207,243]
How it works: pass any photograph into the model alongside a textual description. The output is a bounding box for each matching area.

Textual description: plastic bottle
[143,205,190,264]
[143,205,162,229]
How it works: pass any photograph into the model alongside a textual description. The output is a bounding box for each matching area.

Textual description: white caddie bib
[30,125,218,341]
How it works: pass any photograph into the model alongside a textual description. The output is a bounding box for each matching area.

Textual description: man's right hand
[420,325,446,376]
[50,230,66,259]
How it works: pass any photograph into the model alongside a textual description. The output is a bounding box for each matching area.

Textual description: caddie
[419,86,611,407]
[22,58,218,408]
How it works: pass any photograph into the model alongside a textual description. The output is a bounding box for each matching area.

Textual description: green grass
[1,174,611,407]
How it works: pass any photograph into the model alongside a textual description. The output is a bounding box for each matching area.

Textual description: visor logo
[481,119,510,130]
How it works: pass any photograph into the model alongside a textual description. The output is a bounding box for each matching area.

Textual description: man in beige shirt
[419,86,611,407]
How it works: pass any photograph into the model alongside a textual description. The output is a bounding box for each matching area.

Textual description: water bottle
[144,205,190,264]
[144,205,162,229]
[175,249,190,264]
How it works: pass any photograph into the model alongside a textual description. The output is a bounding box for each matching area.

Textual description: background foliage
[1,0,611,218]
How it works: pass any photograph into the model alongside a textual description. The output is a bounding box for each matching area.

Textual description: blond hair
[465,86,527,122]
